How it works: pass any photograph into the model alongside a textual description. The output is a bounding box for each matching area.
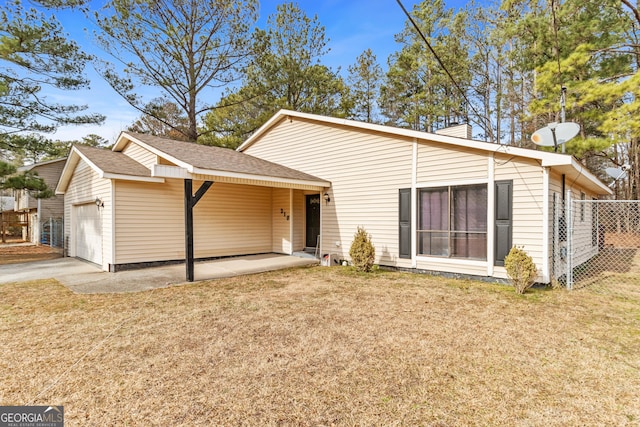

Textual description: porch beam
[184,179,214,282]
[191,181,214,208]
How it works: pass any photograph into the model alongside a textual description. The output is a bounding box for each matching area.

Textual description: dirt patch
[0,244,62,265]
[1,268,639,425]
[605,232,640,248]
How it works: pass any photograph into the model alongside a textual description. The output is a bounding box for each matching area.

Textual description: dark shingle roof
[125,132,326,183]
[74,144,152,177]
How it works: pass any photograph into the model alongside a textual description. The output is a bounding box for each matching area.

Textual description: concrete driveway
[0,254,319,293]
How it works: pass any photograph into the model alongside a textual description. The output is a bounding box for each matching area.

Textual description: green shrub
[349,226,376,272]
[504,246,538,294]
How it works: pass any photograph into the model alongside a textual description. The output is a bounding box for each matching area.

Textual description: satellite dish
[605,167,627,181]
[531,122,581,150]
[531,126,555,147]
[554,122,580,144]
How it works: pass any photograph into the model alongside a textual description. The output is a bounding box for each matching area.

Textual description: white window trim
[415,256,487,267]
[415,178,489,189]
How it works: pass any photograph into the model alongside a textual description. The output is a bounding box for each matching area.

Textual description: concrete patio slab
[0,254,319,293]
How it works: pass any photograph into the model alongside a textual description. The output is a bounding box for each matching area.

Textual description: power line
[395,0,495,142]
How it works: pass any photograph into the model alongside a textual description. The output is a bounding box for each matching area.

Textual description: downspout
[411,138,417,268]
[542,167,550,283]
[487,156,495,276]
[110,181,116,272]
[566,189,573,290]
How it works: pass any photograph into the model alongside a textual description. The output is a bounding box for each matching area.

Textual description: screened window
[418,184,488,259]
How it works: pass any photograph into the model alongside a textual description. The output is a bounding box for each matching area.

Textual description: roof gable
[56,145,164,194]
[113,132,330,188]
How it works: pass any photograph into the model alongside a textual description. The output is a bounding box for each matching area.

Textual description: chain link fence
[552,198,640,290]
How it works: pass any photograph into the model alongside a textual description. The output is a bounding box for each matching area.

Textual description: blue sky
[50,0,472,142]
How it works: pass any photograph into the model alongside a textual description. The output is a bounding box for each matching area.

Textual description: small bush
[349,226,375,272]
[504,246,537,294]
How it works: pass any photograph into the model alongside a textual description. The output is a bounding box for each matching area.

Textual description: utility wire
[395,0,495,142]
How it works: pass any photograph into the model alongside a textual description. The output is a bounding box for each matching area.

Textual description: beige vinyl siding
[494,154,545,280]
[416,142,487,183]
[63,159,112,270]
[434,124,472,139]
[122,142,157,169]
[190,173,320,191]
[569,187,599,268]
[414,145,490,276]
[114,179,273,264]
[194,182,271,257]
[548,172,601,280]
[244,117,413,268]
[549,171,565,280]
[272,188,291,253]
[158,157,178,166]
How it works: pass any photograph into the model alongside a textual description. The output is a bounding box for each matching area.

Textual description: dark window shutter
[399,188,411,259]
[494,180,512,266]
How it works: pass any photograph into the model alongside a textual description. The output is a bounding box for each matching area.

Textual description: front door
[305,194,321,249]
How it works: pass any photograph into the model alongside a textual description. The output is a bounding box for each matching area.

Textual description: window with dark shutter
[494,180,513,266]
[399,188,411,259]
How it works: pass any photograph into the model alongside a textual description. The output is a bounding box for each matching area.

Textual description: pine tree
[201,2,348,148]
[94,0,258,142]
[347,49,382,123]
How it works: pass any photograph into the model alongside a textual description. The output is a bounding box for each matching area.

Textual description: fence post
[566,191,573,290]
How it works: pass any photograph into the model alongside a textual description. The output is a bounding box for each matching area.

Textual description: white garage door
[74,203,102,265]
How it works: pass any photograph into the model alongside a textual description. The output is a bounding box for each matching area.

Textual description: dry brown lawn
[1,267,639,426]
[0,244,62,265]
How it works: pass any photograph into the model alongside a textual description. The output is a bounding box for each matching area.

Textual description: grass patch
[1,267,639,425]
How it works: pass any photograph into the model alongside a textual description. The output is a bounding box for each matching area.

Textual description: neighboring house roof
[15,157,67,211]
[56,144,164,194]
[18,157,67,173]
[238,109,612,195]
[113,132,330,188]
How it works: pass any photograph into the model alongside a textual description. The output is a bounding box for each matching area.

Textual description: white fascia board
[116,132,194,171]
[102,173,165,183]
[570,158,613,195]
[191,166,331,188]
[112,132,130,151]
[55,148,94,194]
[55,153,80,194]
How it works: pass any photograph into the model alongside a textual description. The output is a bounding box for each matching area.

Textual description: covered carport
[57,133,330,281]
[112,133,331,281]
